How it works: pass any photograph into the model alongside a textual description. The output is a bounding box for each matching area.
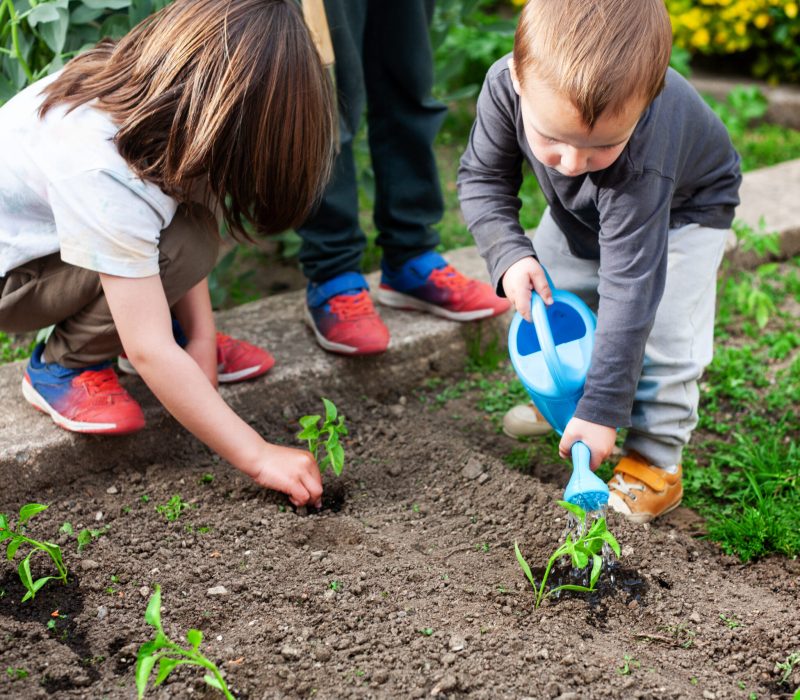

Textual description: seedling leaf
[205,674,224,690]
[514,541,537,589]
[0,514,8,530]
[135,651,158,699]
[322,397,337,422]
[557,500,586,520]
[18,503,48,525]
[154,657,181,686]
[145,587,162,629]
[590,554,602,588]
[187,628,203,649]
[603,530,621,557]
[6,538,22,561]
[18,556,34,596]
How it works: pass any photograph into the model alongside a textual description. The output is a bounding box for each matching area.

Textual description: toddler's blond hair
[513,0,672,128]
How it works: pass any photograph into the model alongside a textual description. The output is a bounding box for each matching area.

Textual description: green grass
[683,256,800,561]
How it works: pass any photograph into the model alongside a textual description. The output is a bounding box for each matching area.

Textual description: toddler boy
[458,0,741,522]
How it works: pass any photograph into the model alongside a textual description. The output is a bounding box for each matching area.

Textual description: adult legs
[363,0,446,269]
[296,0,368,284]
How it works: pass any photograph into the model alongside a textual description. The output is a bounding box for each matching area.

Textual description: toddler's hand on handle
[253,445,323,509]
[501,256,553,322]
[559,417,616,471]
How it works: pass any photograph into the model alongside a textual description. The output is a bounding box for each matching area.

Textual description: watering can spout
[563,441,609,512]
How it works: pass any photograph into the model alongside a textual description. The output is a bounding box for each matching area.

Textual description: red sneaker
[215,332,274,382]
[118,332,274,384]
[305,272,390,355]
[376,251,510,321]
[23,344,145,435]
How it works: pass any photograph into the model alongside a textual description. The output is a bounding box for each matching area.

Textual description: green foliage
[775,652,800,685]
[0,0,173,105]
[465,324,505,373]
[0,332,35,363]
[207,246,259,311]
[155,495,190,522]
[5,666,28,680]
[514,501,620,609]
[77,525,109,551]
[431,0,515,101]
[685,256,800,561]
[296,398,348,476]
[136,585,235,700]
[0,503,68,602]
[616,654,640,676]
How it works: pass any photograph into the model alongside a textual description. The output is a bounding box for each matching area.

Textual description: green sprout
[617,654,640,676]
[136,585,234,699]
[6,667,28,680]
[77,525,110,551]
[155,496,190,522]
[775,651,800,685]
[0,503,68,602]
[514,501,620,609]
[297,398,348,476]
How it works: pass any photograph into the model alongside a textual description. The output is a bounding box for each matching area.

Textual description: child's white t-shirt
[0,72,179,279]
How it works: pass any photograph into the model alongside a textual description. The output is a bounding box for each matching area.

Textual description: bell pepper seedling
[515,500,620,609]
[297,398,348,476]
[136,585,235,699]
[0,503,68,602]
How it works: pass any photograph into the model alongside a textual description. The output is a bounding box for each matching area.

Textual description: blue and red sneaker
[376,250,510,320]
[118,325,274,384]
[305,271,390,355]
[22,344,145,435]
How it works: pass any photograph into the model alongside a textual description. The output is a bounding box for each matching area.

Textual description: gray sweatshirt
[458,56,741,428]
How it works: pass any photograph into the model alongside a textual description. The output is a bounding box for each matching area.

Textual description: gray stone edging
[1,158,799,507]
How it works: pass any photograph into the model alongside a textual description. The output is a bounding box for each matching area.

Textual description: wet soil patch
[1,390,799,699]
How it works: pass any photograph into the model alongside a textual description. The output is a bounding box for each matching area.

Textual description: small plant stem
[535,545,568,608]
[4,0,34,82]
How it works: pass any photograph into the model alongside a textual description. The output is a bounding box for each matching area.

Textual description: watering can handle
[529,266,596,395]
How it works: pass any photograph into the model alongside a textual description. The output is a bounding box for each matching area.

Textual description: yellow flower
[754,12,770,27]
[786,2,798,18]
[691,27,711,47]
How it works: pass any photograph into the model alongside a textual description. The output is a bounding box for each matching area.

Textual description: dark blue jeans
[297,0,447,283]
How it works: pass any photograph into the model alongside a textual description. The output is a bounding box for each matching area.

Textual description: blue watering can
[507,274,610,512]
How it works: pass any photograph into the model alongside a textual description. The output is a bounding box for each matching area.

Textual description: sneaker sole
[375,287,498,321]
[118,356,272,384]
[21,376,143,435]
[303,306,389,356]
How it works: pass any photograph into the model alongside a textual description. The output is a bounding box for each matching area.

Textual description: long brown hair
[39,0,335,239]
[513,0,672,129]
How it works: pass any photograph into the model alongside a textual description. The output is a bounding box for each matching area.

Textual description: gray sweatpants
[533,208,728,467]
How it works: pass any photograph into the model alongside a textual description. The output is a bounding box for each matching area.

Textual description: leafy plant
[136,585,235,700]
[775,651,800,685]
[77,525,109,551]
[155,495,190,522]
[514,501,620,609]
[0,503,68,602]
[0,0,174,105]
[5,666,28,680]
[296,398,348,476]
[617,654,640,676]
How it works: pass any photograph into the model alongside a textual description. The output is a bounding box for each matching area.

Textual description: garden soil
[1,385,799,700]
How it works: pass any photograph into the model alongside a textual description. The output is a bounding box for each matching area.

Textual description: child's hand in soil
[502,256,553,321]
[559,417,616,470]
[253,445,323,508]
